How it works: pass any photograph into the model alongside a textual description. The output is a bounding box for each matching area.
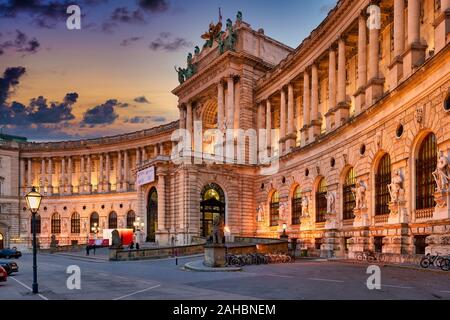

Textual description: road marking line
[112,284,161,300]
[382,284,413,289]
[440,290,450,293]
[10,277,49,300]
[308,278,345,283]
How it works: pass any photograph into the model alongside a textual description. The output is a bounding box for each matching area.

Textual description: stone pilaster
[326,46,336,131]
[355,13,367,113]
[388,0,405,89]
[335,37,349,126]
[308,64,321,142]
[434,0,450,52]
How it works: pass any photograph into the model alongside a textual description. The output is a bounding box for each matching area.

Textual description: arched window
[71,212,80,234]
[291,186,302,225]
[90,212,99,233]
[343,168,356,220]
[316,178,327,223]
[416,133,437,210]
[127,211,136,229]
[51,212,61,234]
[270,191,280,227]
[31,214,41,234]
[108,211,118,229]
[375,154,391,215]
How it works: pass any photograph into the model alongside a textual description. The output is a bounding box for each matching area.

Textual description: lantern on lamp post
[25,186,43,294]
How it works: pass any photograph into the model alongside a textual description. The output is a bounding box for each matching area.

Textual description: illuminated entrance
[147,187,158,242]
[0,233,3,249]
[200,183,225,238]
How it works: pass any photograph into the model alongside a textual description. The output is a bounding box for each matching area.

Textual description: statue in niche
[388,169,404,203]
[433,150,450,192]
[301,196,309,217]
[325,191,336,214]
[352,180,367,209]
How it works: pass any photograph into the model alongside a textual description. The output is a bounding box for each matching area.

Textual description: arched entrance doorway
[147,187,158,242]
[0,233,3,249]
[200,183,225,238]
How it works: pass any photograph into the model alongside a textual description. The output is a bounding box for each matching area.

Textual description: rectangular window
[414,235,428,255]
[374,236,384,253]
[315,238,322,250]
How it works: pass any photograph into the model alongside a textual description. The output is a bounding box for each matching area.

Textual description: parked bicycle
[419,253,445,269]
[225,252,291,267]
[355,251,386,263]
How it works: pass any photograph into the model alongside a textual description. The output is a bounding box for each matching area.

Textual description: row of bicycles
[355,251,387,263]
[420,253,450,271]
[225,253,292,267]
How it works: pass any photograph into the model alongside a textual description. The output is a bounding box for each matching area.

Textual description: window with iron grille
[51,212,61,234]
[270,191,280,227]
[375,154,391,215]
[374,236,384,253]
[31,215,41,234]
[343,168,356,220]
[316,178,327,222]
[71,212,80,234]
[127,211,135,229]
[416,133,437,210]
[291,186,302,225]
[108,211,118,229]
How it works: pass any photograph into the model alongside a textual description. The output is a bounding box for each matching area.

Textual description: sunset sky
[0,0,336,141]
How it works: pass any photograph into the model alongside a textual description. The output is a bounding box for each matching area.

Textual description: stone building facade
[1,0,449,257]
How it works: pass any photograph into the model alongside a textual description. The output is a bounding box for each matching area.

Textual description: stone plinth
[320,229,339,258]
[388,201,408,224]
[434,191,450,220]
[353,208,369,228]
[348,228,370,259]
[204,244,227,268]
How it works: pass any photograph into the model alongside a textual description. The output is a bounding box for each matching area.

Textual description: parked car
[0,266,7,282]
[0,261,18,275]
[0,248,22,259]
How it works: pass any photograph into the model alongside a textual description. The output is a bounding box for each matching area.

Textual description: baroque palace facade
[0,0,449,257]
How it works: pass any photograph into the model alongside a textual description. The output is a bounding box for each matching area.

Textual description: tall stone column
[179,106,186,130]
[366,13,384,106]
[403,0,426,78]
[98,154,103,193]
[226,76,235,131]
[326,46,336,131]
[40,158,45,191]
[309,63,321,142]
[335,37,350,126]
[67,157,72,194]
[47,158,53,195]
[286,83,295,151]
[116,152,122,192]
[279,87,287,154]
[87,155,92,193]
[154,145,158,158]
[61,158,66,194]
[435,0,450,52]
[20,159,25,195]
[217,80,225,131]
[105,153,110,192]
[186,102,193,153]
[141,147,146,162]
[257,102,265,155]
[123,150,129,191]
[266,99,272,153]
[80,156,85,193]
[389,0,405,88]
[355,13,367,113]
[301,69,310,147]
[157,173,166,231]
[27,159,32,191]
[135,148,140,166]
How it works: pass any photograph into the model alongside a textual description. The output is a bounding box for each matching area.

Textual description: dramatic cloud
[81,99,121,126]
[111,7,146,24]
[120,36,142,47]
[138,0,169,13]
[0,66,26,105]
[133,96,150,104]
[149,32,191,52]
[0,30,41,56]
[124,115,167,124]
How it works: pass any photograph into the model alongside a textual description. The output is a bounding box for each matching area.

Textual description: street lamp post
[25,187,43,294]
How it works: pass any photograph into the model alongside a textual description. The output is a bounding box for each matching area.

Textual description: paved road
[1,252,450,300]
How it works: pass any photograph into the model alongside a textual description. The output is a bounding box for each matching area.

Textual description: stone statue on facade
[325,191,336,214]
[194,45,200,56]
[352,180,367,209]
[256,204,264,222]
[212,214,225,245]
[236,11,243,23]
[433,150,450,192]
[301,196,309,217]
[174,66,186,84]
[388,169,404,203]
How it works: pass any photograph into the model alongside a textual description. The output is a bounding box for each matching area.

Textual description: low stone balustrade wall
[109,243,204,261]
